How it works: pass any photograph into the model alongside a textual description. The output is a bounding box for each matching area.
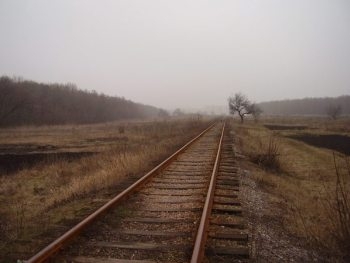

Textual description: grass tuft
[250,135,281,172]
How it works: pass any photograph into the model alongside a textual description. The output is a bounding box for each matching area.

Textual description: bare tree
[158,109,169,118]
[173,108,184,116]
[228,93,261,123]
[327,105,342,120]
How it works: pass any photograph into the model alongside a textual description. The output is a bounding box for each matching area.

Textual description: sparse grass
[234,116,350,261]
[0,118,211,262]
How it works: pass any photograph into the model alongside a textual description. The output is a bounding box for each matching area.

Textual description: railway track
[27,122,249,263]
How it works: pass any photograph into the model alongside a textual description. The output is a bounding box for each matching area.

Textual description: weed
[118,126,125,134]
[250,136,281,172]
[13,201,27,238]
[327,155,350,260]
[295,155,350,260]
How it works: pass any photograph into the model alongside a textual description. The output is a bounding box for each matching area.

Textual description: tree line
[258,96,350,117]
[0,76,163,127]
[228,93,350,122]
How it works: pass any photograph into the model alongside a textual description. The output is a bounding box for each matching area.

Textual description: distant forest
[0,76,164,127]
[258,96,350,116]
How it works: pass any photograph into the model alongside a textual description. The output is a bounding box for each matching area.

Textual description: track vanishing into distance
[27,122,249,263]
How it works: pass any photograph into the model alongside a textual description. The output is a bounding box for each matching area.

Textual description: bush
[118,126,125,134]
[250,136,281,172]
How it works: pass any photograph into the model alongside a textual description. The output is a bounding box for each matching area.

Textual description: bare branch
[327,105,342,120]
[228,93,261,123]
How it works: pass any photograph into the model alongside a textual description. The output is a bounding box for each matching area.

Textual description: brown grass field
[233,116,350,262]
[0,118,212,262]
[1,116,349,262]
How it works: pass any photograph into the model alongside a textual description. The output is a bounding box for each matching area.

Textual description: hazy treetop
[0,0,349,111]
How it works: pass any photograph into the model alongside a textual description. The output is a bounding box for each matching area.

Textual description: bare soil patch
[264,124,307,130]
[288,134,350,155]
[0,152,95,174]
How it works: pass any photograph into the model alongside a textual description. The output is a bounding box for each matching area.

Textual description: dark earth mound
[0,143,59,154]
[0,152,95,174]
[264,124,307,130]
[288,134,350,155]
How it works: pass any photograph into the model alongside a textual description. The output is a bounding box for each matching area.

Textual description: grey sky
[0,0,349,110]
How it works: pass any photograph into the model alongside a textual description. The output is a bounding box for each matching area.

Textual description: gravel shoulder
[234,141,328,262]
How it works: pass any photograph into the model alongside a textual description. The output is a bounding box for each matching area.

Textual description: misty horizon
[1,1,349,110]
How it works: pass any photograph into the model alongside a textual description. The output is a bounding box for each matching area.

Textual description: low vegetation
[0,118,211,262]
[234,117,350,261]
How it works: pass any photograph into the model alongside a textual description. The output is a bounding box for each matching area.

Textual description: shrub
[250,136,281,172]
[118,125,125,134]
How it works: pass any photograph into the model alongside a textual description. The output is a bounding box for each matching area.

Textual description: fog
[0,0,349,110]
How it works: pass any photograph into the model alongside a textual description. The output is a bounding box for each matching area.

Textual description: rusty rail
[190,122,225,263]
[26,122,216,263]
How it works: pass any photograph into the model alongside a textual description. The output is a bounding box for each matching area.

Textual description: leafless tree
[158,109,169,118]
[327,105,342,120]
[228,93,261,123]
[173,108,184,116]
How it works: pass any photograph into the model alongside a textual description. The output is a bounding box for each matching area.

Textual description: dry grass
[332,157,350,255]
[234,117,350,261]
[0,118,211,261]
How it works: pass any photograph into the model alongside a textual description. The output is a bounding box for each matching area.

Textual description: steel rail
[26,122,217,263]
[190,121,225,263]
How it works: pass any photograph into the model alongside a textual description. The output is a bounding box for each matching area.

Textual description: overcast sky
[0,0,349,110]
